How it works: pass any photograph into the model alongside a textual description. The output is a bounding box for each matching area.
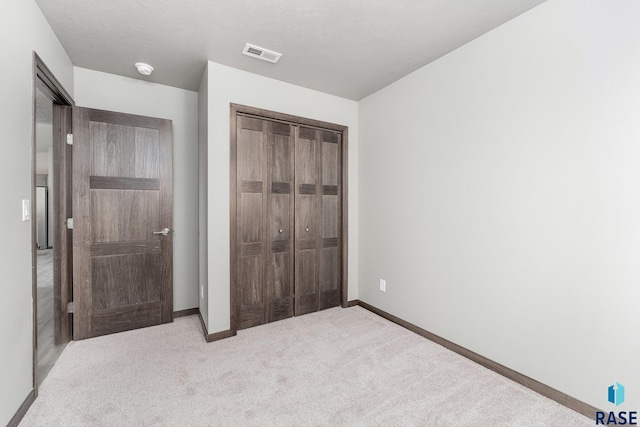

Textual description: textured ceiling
[35,0,546,100]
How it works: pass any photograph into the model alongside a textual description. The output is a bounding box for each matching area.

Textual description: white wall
[198,65,209,328]
[74,68,200,311]
[35,151,50,175]
[205,61,359,333]
[0,0,73,424]
[359,0,640,412]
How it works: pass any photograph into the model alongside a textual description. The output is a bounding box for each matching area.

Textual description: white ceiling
[35,0,546,100]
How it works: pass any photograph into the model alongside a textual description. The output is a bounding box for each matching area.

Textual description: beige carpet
[20,306,591,426]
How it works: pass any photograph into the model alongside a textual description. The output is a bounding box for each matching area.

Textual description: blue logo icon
[608,382,625,406]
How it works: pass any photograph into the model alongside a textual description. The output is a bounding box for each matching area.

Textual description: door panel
[297,128,317,184]
[322,197,338,238]
[271,125,292,183]
[236,118,295,328]
[295,127,321,316]
[134,128,161,178]
[239,193,263,244]
[73,107,173,340]
[269,251,292,322]
[265,122,294,323]
[232,107,345,331]
[270,195,290,241]
[320,247,340,309]
[91,190,160,242]
[240,255,263,305]
[295,249,317,315]
[91,252,162,310]
[90,123,135,177]
[52,104,72,345]
[297,195,317,238]
[237,118,264,182]
[319,132,342,310]
[237,116,267,329]
[89,124,161,179]
[322,140,339,186]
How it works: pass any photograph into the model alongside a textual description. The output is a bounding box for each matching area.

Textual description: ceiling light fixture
[135,62,154,75]
[242,43,282,64]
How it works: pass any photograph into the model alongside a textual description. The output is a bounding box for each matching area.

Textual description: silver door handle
[305,228,310,232]
[153,228,171,236]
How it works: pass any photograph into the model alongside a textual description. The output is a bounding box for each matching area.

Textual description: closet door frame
[230,103,349,334]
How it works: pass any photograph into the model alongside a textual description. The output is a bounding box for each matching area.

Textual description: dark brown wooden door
[294,127,320,315]
[52,105,72,344]
[236,116,268,329]
[318,129,342,310]
[72,107,173,340]
[294,127,342,315]
[236,116,295,329]
[266,121,295,323]
[233,108,344,331]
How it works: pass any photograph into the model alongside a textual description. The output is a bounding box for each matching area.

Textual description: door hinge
[67,301,74,314]
[66,218,74,229]
[66,133,73,145]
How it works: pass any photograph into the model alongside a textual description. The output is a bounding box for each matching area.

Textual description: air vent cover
[242,43,282,64]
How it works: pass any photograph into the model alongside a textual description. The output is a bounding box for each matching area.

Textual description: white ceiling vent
[242,43,282,64]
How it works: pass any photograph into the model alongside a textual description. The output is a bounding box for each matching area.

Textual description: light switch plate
[22,199,30,221]
[380,279,386,292]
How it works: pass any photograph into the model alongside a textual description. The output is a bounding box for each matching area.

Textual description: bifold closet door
[267,121,295,323]
[319,130,342,310]
[294,127,342,316]
[236,116,294,329]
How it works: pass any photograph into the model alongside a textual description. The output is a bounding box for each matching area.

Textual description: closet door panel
[320,247,339,309]
[295,127,320,315]
[271,123,292,183]
[322,139,339,186]
[321,192,340,310]
[297,195,317,238]
[295,193,318,314]
[270,251,292,321]
[322,197,338,238]
[233,107,345,332]
[267,191,293,322]
[237,118,264,181]
[239,253,264,328]
[270,195,290,241]
[296,249,317,315]
[319,133,341,310]
[297,128,317,184]
[240,193,263,243]
[266,122,294,322]
[237,116,267,329]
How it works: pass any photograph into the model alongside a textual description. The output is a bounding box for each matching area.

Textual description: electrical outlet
[200,283,204,299]
[379,279,386,292]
